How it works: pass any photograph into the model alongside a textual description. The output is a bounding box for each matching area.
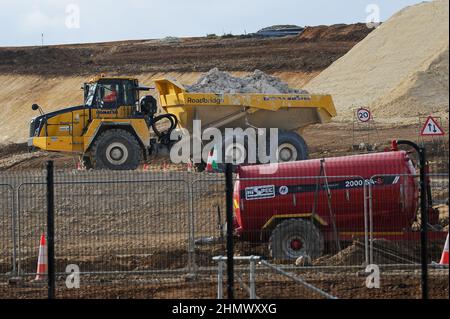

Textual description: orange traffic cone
[143,163,149,171]
[439,233,449,265]
[34,233,48,281]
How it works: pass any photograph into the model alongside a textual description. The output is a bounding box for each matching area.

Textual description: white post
[368,181,374,264]
[363,182,369,266]
[217,260,224,299]
[249,258,256,299]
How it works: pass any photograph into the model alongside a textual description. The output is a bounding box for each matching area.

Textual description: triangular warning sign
[420,116,445,136]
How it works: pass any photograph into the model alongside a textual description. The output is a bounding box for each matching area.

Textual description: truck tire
[269,219,324,260]
[80,155,93,170]
[91,129,141,170]
[213,136,248,173]
[275,131,308,162]
[223,136,248,164]
[195,162,206,172]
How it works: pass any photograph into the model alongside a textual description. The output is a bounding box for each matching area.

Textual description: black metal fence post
[396,140,428,299]
[225,163,234,299]
[418,146,429,299]
[46,161,55,299]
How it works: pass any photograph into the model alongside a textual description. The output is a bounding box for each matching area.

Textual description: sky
[0,0,428,47]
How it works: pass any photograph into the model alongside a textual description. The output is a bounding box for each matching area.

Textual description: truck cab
[28,75,172,170]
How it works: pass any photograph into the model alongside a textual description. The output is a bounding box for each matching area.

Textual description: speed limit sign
[357,108,371,122]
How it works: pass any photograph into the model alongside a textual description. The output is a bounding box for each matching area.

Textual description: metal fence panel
[0,184,14,277]
[191,178,227,270]
[427,173,449,263]
[13,172,203,299]
[2,167,448,299]
[368,173,448,265]
[53,179,191,274]
[16,179,193,273]
[16,183,47,275]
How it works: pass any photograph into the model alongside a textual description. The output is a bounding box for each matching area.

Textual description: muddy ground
[2,122,448,172]
[1,269,448,299]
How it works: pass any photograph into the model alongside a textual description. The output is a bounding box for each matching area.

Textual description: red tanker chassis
[233,151,441,260]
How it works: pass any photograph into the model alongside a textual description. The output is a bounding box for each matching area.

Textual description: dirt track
[2,122,448,172]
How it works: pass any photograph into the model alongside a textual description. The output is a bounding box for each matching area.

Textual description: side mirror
[32,104,40,111]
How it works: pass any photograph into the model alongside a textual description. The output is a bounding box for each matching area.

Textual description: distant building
[254,25,305,38]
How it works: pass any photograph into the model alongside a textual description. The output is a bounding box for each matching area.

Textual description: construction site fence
[0,169,448,298]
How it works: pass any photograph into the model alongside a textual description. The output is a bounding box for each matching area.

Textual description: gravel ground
[1,269,448,299]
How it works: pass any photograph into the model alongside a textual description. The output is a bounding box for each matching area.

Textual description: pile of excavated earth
[305,0,449,123]
[297,23,373,42]
[186,68,308,94]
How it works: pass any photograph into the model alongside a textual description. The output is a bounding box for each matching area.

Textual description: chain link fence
[0,184,14,277]
[0,158,448,299]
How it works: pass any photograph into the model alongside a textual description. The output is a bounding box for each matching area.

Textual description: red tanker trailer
[233,150,442,260]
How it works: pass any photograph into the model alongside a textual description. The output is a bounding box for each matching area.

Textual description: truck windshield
[85,83,97,107]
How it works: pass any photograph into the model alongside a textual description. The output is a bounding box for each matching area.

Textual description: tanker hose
[150,113,179,145]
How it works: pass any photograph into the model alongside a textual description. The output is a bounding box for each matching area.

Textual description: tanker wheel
[269,219,324,260]
[91,129,141,170]
[275,131,308,162]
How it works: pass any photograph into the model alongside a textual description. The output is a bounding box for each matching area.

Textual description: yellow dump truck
[29,75,336,170]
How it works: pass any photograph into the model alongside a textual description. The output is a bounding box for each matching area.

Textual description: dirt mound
[314,237,446,266]
[314,242,365,266]
[186,68,307,94]
[372,48,449,118]
[0,143,46,171]
[0,23,367,77]
[0,151,49,171]
[312,239,415,266]
[305,0,449,122]
[0,46,94,76]
[0,143,27,159]
[298,23,373,42]
[437,204,449,228]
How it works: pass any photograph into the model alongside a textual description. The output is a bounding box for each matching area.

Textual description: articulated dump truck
[28,75,336,170]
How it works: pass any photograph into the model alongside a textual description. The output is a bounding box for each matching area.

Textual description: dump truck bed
[154,78,336,133]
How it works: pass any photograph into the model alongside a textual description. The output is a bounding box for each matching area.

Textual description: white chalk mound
[305,0,449,122]
[186,68,308,94]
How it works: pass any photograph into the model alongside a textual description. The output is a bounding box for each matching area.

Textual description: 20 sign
[357,108,371,122]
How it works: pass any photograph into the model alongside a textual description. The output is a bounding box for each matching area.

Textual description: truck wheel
[223,139,247,165]
[269,219,324,260]
[80,156,93,170]
[214,136,248,172]
[275,131,308,162]
[91,129,141,170]
[195,162,206,172]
